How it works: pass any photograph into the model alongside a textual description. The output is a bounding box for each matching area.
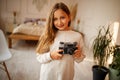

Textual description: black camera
[59,42,78,55]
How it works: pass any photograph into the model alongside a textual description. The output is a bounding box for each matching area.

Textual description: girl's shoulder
[71,30,84,38]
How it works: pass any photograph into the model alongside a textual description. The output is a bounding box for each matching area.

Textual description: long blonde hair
[36,2,71,54]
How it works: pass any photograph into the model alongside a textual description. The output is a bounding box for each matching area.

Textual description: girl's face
[53,9,70,31]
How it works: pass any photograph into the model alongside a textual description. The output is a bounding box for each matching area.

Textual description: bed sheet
[13,23,44,36]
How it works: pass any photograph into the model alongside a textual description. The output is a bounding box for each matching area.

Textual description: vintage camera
[59,42,78,55]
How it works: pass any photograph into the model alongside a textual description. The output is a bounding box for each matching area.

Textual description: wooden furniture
[7,18,46,48]
[8,33,40,48]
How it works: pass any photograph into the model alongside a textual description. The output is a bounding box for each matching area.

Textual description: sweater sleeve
[74,34,86,63]
[36,52,52,64]
[74,53,86,63]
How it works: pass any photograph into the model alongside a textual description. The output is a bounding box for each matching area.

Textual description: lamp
[13,11,17,24]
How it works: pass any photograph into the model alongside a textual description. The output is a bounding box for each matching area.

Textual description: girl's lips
[58,25,64,28]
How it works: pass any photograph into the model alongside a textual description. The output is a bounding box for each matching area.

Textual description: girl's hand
[50,50,63,60]
[73,45,82,58]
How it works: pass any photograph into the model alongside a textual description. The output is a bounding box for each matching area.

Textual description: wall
[0,0,78,23]
[0,0,120,60]
[0,1,5,32]
[76,0,120,60]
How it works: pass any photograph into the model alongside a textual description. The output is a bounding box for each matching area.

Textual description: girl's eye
[54,18,57,21]
[61,16,65,19]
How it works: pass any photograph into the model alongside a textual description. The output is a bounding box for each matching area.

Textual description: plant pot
[109,67,120,80]
[92,65,109,80]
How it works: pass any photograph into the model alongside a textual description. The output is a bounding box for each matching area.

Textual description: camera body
[59,42,78,55]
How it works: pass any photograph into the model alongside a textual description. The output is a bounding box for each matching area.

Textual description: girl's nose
[58,19,62,25]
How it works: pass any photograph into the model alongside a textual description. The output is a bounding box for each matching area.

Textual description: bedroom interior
[0,0,120,80]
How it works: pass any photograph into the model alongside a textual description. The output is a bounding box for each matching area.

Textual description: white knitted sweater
[37,30,85,80]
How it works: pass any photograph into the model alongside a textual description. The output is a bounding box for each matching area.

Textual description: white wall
[0,0,79,23]
[75,0,120,60]
[0,0,120,60]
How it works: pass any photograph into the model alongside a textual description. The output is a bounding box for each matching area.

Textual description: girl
[36,2,85,80]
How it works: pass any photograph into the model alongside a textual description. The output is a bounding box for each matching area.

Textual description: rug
[0,41,41,80]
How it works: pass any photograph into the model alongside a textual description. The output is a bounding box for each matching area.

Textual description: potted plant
[92,25,113,80]
[109,45,120,80]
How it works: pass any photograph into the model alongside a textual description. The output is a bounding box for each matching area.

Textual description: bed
[8,18,46,48]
